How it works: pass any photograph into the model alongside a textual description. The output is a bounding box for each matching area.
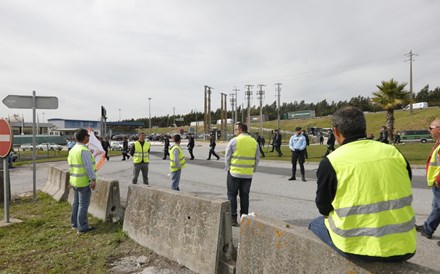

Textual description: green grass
[261,142,432,165]
[0,192,149,273]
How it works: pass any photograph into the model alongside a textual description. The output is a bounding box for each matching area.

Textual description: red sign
[0,118,13,158]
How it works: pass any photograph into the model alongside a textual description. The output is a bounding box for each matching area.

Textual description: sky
[1,0,439,123]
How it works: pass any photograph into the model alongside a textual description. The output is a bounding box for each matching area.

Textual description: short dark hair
[331,106,366,138]
[75,128,89,142]
[173,134,181,142]
[235,122,248,132]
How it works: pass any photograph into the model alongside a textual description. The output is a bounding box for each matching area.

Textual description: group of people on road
[67,106,440,260]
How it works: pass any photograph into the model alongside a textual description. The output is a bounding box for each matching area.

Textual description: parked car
[111,141,123,151]
[20,143,34,151]
[36,143,63,151]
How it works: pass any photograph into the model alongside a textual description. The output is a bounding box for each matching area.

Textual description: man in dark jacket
[274,130,283,157]
[187,133,195,160]
[207,133,220,160]
[323,129,335,157]
[163,135,170,160]
[255,133,265,157]
[122,136,130,161]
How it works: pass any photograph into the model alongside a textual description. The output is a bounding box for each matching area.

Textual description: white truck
[403,102,428,111]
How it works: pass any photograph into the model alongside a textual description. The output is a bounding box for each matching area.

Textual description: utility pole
[275,83,282,129]
[173,106,176,126]
[204,85,212,139]
[245,85,253,132]
[404,50,417,114]
[257,84,265,135]
[230,90,237,137]
[148,98,152,135]
[221,93,227,141]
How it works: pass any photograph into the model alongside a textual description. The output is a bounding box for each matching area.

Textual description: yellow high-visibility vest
[325,139,416,257]
[133,141,150,163]
[230,134,258,177]
[169,145,186,172]
[68,144,96,187]
[426,143,440,187]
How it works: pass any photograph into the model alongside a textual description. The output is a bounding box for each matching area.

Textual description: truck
[403,102,428,111]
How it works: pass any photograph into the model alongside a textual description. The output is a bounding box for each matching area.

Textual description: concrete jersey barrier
[68,178,123,222]
[236,214,438,274]
[123,184,236,274]
[42,165,69,201]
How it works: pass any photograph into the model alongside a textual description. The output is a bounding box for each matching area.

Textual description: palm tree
[371,79,410,143]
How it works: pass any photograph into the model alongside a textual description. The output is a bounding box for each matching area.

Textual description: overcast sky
[1,0,439,122]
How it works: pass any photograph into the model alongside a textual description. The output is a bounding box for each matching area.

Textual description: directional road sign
[2,95,58,109]
[0,118,13,158]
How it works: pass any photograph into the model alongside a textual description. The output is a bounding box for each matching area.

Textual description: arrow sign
[0,118,13,158]
[3,95,58,109]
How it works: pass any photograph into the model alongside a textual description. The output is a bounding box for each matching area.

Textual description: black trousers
[188,147,194,159]
[226,172,252,217]
[208,144,220,159]
[275,145,282,156]
[291,150,305,177]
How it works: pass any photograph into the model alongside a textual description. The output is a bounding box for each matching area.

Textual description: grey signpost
[2,91,58,201]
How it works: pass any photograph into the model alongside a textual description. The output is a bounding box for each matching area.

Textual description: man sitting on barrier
[68,128,97,234]
[309,106,416,262]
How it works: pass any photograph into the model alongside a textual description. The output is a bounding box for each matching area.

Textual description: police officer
[288,127,307,182]
[68,128,96,234]
[130,132,150,185]
[309,106,416,262]
[225,122,260,226]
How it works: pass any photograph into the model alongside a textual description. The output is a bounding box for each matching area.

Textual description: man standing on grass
[68,128,96,234]
[416,118,440,241]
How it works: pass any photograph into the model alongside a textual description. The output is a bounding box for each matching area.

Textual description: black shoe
[415,225,424,232]
[207,158,211,160]
[437,241,440,247]
[415,225,432,239]
[190,158,194,160]
[122,159,126,161]
[288,177,296,181]
[302,177,307,182]
[231,217,239,227]
[77,226,96,234]
[217,157,220,160]
[163,158,166,160]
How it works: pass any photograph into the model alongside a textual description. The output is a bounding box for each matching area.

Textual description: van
[399,130,432,143]
[403,102,428,111]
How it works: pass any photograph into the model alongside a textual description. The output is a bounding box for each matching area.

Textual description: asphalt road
[4,141,440,271]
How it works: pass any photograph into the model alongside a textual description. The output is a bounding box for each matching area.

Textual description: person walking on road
[207,133,220,160]
[130,132,150,185]
[162,135,170,160]
[302,130,310,159]
[122,136,130,161]
[187,133,195,160]
[68,128,97,234]
[225,122,260,226]
[255,132,265,157]
[274,129,283,157]
[288,127,307,182]
[416,118,440,240]
[323,129,335,157]
[169,134,186,191]
[309,106,416,262]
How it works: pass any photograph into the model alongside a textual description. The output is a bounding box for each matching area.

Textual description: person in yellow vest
[309,106,416,262]
[68,128,97,234]
[225,122,260,226]
[169,134,186,191]
[129,132,150,184]
[415,118,440,240]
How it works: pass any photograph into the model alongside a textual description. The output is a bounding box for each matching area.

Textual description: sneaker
[77,226,96,234]
[415,225,432,239]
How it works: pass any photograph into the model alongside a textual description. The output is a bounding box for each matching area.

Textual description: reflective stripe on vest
[230,134,258,176]
[133,141,150,163]
[325,139,416,257]
[68,144,96,187]
[169,145,186,172]
[427,143,440,187]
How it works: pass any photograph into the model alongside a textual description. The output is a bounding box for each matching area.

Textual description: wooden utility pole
[245,85,253,132]
[257,84,265,135]
[404,50,417,114]
[275,83,282,129]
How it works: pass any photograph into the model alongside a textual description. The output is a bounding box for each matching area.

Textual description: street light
[194,109,198,139]
[148,98,152,135]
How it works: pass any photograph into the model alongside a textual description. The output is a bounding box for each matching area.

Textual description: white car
[111,141,123,151]
[36,143,63,151]
[20,143,34,151]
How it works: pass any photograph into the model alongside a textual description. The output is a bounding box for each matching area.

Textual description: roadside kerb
[68,178,124,222]
[123,184,236,274]
[236,214,437,274]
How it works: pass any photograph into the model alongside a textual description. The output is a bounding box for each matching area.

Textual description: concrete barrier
[236,214,438,274]
[42,165,69,201]
[68,178,124,222]
[123,184,236,274]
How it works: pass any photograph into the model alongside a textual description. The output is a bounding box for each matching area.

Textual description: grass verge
[0,192,152,273]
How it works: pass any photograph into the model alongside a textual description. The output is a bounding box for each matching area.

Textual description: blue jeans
[171,169,181,191]
[423,186,440,236]
[309,216,414,262]
[71,186,92,232]
[226,172,252,217]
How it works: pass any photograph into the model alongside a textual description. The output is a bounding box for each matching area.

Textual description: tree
[371,79,411,142]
